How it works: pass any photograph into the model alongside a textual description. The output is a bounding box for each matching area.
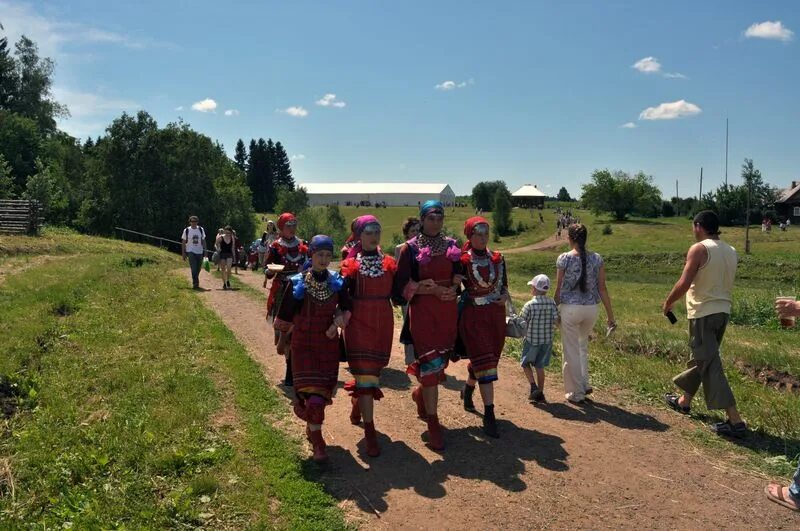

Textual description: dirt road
[183,267,797,530]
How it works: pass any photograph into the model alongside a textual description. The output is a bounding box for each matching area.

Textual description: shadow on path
[540,400,668,432]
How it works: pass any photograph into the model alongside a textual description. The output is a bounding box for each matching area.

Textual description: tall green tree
[492,184,513,235]
[12,36,67,133]
[0,110,40,192]
[0,34,18,110]
[556,186,572,202]
[273,141,294,189]
[581,169,662,220]
[471,180,508,211]
[234,138,247,172]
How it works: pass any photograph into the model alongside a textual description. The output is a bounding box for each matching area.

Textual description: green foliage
[492,184,513,236]
[9,36,67,134]
[0,109,40,192]
[233,139,247,172]
[471,180,508,211]
[22,158,68,222]
[0,153,13,198]
[661,200,675,217]
[274,186,309,216]
[602,223,613,235]
[581,169,662,220]
[245,138,276,212]
[556,186,572,202]
[272,141,294,190]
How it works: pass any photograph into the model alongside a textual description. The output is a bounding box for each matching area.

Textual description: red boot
[294,401,308,421]
[411,386,427,420]
[364,421,380,457]
[426,415,444,451]
[308,429,328,463]
[349,397,362,425]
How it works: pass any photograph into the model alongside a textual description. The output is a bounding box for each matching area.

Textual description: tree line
[0,28,301,245]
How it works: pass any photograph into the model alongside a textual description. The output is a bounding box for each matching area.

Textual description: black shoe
[226,281,231,288]
[461,385,476,412]
[528,383,539,402]
[482,405,499,438]
[664,393,691,415]
[710,419,747,439]
[532,390,546,403]
[281,360,293,387]
[222,283,228,290]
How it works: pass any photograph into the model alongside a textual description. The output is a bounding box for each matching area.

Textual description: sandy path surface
[181,267,797,530]
[501,233,567,254]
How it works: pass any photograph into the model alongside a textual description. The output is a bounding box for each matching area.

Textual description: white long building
[298,182,457,207]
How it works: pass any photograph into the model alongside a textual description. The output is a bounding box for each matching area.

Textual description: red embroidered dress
[275,269,350,402]
[393,234,462,387]
[265,237,308,320]
[341,251,396,398]
[458,249,508,383]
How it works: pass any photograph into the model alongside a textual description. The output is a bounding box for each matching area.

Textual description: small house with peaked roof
[511,184,546,208]
[775,181,800,223]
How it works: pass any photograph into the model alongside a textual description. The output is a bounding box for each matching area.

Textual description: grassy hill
[0,229,344,528]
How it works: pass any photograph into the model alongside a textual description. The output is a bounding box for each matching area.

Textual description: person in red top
[457,217,508,438]
[340,215,396,457]
[393,200,463,451]
[274,235,351,463]
[263,213,309,386]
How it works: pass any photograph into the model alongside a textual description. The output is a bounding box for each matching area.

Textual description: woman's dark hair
[402,217,421,237]
[568,223,589,293]
[261,231,268,243]
[224,225,233,232]
[693,210,720,236]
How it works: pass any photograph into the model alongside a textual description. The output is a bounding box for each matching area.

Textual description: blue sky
[1,1,798,197]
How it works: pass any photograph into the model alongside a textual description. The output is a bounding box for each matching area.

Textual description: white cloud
[639,99,702,120]
[278,106,308,117]
[191,98,217,112]
[435,79,473,91]
[315,93,346,108]
[632,56,661,73]
[744,21,794,42]
[51,87,140,138]
[290,154,306,161]
[620,122,638,129]
[175,106,184,111]
[0,1,167,57]
[632,56,686,79]
[224,109,239,116]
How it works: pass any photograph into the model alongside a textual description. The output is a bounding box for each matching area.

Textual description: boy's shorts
[520,341,552,369]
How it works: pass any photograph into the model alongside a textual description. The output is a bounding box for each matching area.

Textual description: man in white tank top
[661,211,746,438]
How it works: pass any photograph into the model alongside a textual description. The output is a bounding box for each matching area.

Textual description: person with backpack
[181,215,207,289]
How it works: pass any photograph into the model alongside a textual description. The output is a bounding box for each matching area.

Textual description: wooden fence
[0,200,43,235]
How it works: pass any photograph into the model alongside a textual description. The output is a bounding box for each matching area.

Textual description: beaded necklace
[357,252,385,278]
[304,270,335,302]
[416,233,449,256]
[279,237,305,263]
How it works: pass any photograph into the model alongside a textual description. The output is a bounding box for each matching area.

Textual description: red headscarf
[462,216,490,252]
[277,212,297,233]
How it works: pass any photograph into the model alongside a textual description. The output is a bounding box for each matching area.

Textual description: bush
[492,186,513,236]
[274,186,309,216]
[602,224,613,235]
[661,201,675,217]
[516,221,527,234]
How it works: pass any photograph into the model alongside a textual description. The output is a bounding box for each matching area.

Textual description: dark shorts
[521,341,552,369]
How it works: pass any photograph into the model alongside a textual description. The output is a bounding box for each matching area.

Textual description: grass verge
[0,243,343,528]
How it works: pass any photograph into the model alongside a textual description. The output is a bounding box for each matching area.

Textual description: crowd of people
[555,207,580,240]
[181,206,800,515]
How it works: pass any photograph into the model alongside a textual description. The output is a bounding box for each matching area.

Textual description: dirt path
[501,233,567,254]
[183,267,797,529]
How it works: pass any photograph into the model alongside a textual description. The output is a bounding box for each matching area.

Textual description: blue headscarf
[420,200,444,219]
[308,234,334,255]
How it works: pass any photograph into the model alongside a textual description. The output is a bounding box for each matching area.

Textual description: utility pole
[699,167,703,199]
[676,179,679,200]
[725,118,729,186]
[745,176,752,254]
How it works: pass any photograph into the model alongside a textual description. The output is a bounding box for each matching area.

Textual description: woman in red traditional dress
[340,215,396,457]
[457,217,508,438]
[263,212,308,386]
[393,201,463,451]
[274,235,351,463]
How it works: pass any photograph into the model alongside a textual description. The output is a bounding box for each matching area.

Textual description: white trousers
[559,304,599,401]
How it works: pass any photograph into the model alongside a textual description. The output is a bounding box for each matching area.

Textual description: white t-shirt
[182,226,206,254]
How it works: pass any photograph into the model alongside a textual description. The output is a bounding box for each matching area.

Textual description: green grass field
[0,229,344,529]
